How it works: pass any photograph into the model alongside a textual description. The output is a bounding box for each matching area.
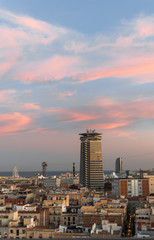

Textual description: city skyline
[0,0,154,170]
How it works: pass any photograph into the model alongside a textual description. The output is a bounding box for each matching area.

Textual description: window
[22,230,25,234]
[16,230,19,236]
[10,230,13,233]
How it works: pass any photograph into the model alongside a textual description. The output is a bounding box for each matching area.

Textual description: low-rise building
[135,207,154,237]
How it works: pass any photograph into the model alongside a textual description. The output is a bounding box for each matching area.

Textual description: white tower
[12,165,19,178]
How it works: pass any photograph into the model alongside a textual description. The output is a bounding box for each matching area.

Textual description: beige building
[27,227,54,239]
[61,211,78,226]
[9,226,26,239]
[79,130,104,189]
[143,174,154,194]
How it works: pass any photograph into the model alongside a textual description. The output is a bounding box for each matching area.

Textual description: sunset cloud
[88,97,154,131]
[1,1,154,170]
[0,90,16,103]
[77,58,154,83]
[0,112,32,135]
[0,9,154,137]
[0,9,66,43]
[19,103,41,110]
[44,97,154,133]
[15,55,79,82]
[46,107,99,122]
[61,111,99,123]
[50,90,77,99]
[85,122,131,130]
[1,9,154,85]
[30,128,59,134]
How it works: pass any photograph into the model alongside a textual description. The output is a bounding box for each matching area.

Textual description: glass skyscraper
[115,157,122,173]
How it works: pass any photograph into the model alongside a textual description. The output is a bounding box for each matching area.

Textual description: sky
[0,0,154,171]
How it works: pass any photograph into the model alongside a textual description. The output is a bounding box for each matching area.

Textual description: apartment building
[112,178,149,197]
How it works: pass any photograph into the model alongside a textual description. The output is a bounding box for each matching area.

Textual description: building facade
[79,130,104,189]
[115,157,122,173]
[112,178,149,197]
[143,175,154,194]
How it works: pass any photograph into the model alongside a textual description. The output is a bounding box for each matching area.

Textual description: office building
[79,130,104,189]
[115,157,122,173]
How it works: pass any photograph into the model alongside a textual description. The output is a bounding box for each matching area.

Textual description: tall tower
[73,162,75,177]
[42,162,48,177]
[115,157,122,173]
[79,130,104,189]
[12,165,19,178]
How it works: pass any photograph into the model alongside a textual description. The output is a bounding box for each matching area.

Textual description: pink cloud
[2,10,154,86]
[45,107,64,114]
[19,103,41,110]
[0,10,63,44]
[77,57,154,83]
[45,97,154,132]
[0,57,17,76]
[116,131,135,138]
[22,90,32,94]
[15,55,79,82]
[0,10,69,80]
[30,128,59,134]
[61,111,98,123]
[58,91,76,98]
[0,112,32,135]
[46,107,99,122]
[91,97,154,132]
[136,19,154,37]
[84,121,131,130]
[0,90,16,103]
[50,90,77,99]
[15,15,57,44]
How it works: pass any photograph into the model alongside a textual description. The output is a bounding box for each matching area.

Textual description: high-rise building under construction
[79,130,104,189]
